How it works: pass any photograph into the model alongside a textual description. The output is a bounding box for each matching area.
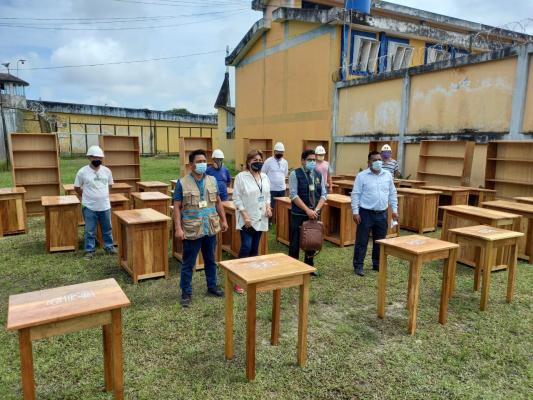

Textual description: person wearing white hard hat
[261,141,288,219]
[314,145,333,192]
[206,148,231,201]
[380,144,400,178]
[74,145,116,260]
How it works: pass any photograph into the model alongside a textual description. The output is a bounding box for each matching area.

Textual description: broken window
[352,36,380,74]
[426,46,452,64]
[386,42,414,72]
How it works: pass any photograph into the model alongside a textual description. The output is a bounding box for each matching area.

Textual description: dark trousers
[289,213,316,266]
[180,235,218,295]
[270,190,286,215]
[238,228,263,258]
[353,208,388,271]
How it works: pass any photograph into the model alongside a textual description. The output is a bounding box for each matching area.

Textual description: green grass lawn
[0,157,532,399]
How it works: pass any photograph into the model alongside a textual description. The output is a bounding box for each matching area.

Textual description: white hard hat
[213,149,224,159]
[381,144,392,152]
[315,145,326,155]
[87,145,104,157]
[274,142,285,152]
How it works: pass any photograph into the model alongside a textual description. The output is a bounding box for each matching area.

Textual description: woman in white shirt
[232,149,272,293]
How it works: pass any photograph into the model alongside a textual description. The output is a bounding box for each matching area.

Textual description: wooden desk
[322,194,355,247]
[170,179,177,191]
[221,201,268,257]
[115,208,171,283]
[395,179,427,189]
[0,187,27,236]
[42,196,80,252]
[422,185,470,224]
[448,225,523,311]
[96,194,130,246]
[62,184,84,226]
[136,181,169,195]
[110,183,132,197]
[515,197,533,205]
[131,191,171,216]
[275,197,291,245]
[220,253,316,381]
[396,188,441,233]
[440,205,521,270]
[376,235,459,335]
[333,180,355,196]
[481,200,533,261]
[456,187,497,207]
[6,278,130,400]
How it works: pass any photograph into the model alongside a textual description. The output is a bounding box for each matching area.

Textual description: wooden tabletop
[131,191,171,201]
[137,181,169,188]
[397,188,442,195]
[41,195,80,207]
[62,184,75,191]
[449,225,524,241]
[422,185,470,193]
[333,180,355,186]
[0,187,26,195]
[170,179,178,184]
[376,235,459,255]
[6,278,130,331]
[109,194,129,203]
[514,197,533,204]
[395,179,427,185]
[481,200,533,217]
[219,253,316,284]
[114,208,171,224]
[452,186,496,193]
[276,197,291,204]
[325,193,351,204]
[112,183,133,190]
[440,205,520,220]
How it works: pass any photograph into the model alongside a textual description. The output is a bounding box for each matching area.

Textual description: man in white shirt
[351,151,399,276]
[261,141,289,217]
[74,145,116,260]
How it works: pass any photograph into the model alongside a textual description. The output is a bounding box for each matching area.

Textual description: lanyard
[190,174,205,200]
[251,172,263,194]
[301,167,317,208]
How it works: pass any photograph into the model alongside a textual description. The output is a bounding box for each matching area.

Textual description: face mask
[371,160,383,171]
[91,160,102,167]
[306,160,316,171]
[316,155,325,161]
[381,151,391,159]
[275,153,283,160]
[251,161,263,172]
[194,162,207,174]
[214,160,223,168]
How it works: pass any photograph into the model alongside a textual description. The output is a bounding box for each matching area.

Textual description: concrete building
[214,71,236,162]
[226,0,533,185]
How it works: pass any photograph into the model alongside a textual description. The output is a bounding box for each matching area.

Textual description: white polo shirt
[74,165,114,211]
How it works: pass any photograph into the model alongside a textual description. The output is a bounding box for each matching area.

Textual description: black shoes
[180,293,192,307]
[355,268,365,277]
[372,266,379,272]
[207,287,224,297]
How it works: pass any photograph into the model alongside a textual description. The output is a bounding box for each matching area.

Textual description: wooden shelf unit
[98,135,141,185]
[179,137,213,177]
[416,140,475,186]
[242,139,273,164]
[368,140,399,160]
[9,133,61,215]
[485,141,533,198]
[302,140,329,160]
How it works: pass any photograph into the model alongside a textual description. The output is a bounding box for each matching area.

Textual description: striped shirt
[382,158,399,176]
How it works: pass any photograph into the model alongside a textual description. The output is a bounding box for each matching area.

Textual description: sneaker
[84,252,95,260]
[234,284,245,294]
[207,287,224,297]
[354,268,365,277]
[180,293,192,308]
[104,247,118,255]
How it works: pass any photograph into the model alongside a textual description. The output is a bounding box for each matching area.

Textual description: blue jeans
[181,235,218,295]
[238,228,263,258]
[353,208,388,271]
[83,207,114,252]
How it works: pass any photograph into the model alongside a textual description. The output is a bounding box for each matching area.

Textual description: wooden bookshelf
[369,140,399,159]
[485,141,533,198]
[179,137,213,177]
[99,135,141,185]
[9,133,61,215]
[416,140,475,186]
[302,140,329,160]
[243,138,273,164]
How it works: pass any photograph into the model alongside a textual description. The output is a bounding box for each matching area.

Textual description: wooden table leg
[527,218,533,261]
[439,249,456,325]
[448,232,458,297]
[103,324,113,392]
[111,309,124,400]
[246,284,257,381]
[377,245,387,318]
[440,210,448,240]
[474,247,484,292]
[19,328,35,400]
[407,259,422,335]
[297,274,310,367]
[507,243,518,304]
[406,261,413,310]
[480,243,494,311]
[271,289,281,346]
[225,273,234,360]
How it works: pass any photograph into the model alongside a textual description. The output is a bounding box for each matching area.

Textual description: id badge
[198,200,208,208]
[309,184,315,192]
[258,195,265,203]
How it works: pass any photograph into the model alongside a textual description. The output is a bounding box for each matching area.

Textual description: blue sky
[1,0,531,114]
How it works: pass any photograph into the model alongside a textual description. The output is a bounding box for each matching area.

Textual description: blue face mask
[306,160,316,171]
[371,160,383,171]
[194,162,207,174]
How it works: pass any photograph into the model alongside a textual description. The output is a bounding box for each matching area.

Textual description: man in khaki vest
[173,149,229,307]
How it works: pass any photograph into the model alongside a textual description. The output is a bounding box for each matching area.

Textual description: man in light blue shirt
[351,151,399,276]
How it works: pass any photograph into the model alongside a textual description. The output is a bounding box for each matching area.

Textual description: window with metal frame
[352,36,380,74]
[426,46,452,64]
[386,42,414,72]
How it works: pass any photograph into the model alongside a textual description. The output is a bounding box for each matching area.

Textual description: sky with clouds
[1,0,532,114]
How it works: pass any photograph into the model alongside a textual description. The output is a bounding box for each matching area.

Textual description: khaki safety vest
[180,174,221,240]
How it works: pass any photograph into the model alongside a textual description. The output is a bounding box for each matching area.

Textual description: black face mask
[251,161,263,172]
[91,160,102,167]
[275,153,283,159]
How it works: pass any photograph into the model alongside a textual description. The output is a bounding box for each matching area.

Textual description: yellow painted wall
[335,143,369,175]
[266,21,285,48]
[408,58,516,134]
[213,108,236,162]
[409,39,426,67]
[337,79,403,135]
[288,21,317,39]
[522,54,533,133]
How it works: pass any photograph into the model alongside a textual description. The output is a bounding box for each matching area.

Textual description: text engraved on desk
[405,239,427,246]
[247,260,279,270]
[46,290,96,306]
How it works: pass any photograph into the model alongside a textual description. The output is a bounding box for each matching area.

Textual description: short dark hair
[189,149,207,163]
[302,149,315,160]
[368,151,380,160]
